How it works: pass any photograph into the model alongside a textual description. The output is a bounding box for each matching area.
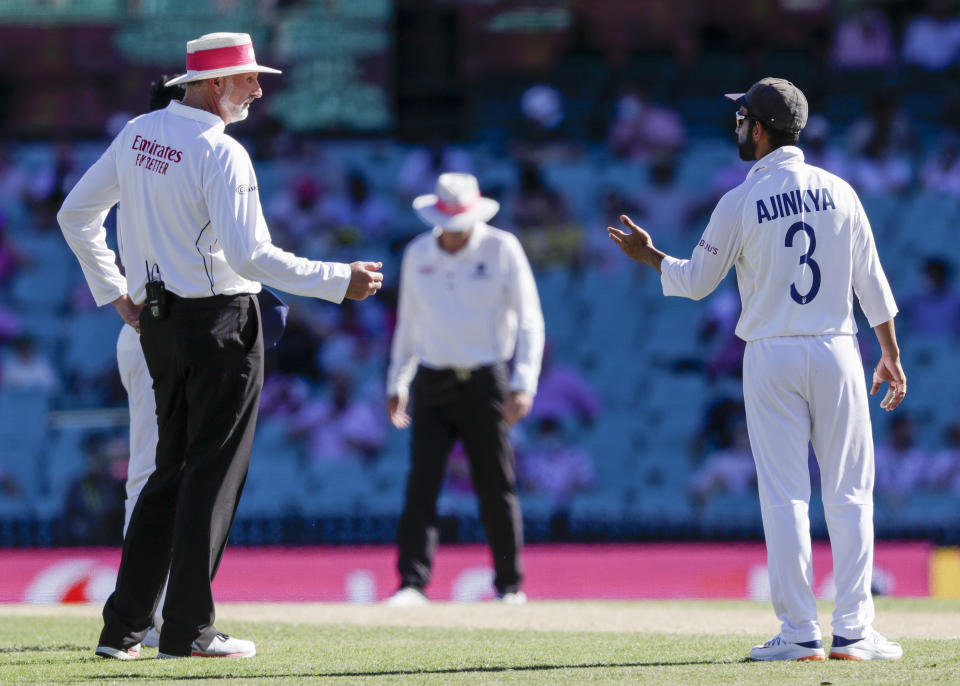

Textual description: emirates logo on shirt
[131,134,183,176]
[131,135,183,163]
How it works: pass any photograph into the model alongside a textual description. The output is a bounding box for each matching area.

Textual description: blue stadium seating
[4,131,960,544]
[63,309,122,382]
[0,388,51,500]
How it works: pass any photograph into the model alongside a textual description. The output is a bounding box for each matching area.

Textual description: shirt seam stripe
[195,221,216,295]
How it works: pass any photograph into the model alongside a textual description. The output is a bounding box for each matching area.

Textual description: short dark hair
[760,121,800,149]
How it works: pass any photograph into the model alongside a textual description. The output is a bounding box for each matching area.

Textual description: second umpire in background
[386,173,545,606]
[58,32,382,659]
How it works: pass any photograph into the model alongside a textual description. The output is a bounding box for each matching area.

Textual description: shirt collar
[166,100,225,132]
[747,145,804,177]
[430,222,488,258]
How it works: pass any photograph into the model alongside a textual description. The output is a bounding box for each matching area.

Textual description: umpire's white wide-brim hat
[412,173,499,232]
[165,32,281,87]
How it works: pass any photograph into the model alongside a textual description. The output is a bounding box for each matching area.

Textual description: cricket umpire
[609,78,905,661]
[58,32,382,659]
[112,74,290,650]
[385,173,545,606]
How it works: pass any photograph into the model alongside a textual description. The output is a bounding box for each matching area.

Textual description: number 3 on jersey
[784,221,820,305]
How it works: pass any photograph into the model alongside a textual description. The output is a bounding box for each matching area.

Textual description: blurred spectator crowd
[1,0,960,545]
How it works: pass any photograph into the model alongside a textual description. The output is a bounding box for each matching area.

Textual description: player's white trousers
[118,325,158,536]
[743,334,875,643]
[117,324,167,629]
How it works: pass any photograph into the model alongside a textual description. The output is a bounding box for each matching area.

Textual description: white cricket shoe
[158,633,256,659]
[496,591,527,605]
[829,628,903,661]
[386,587,429,607]
[142,626,160,648]
[95,643,141,660]
[749,634,825,661]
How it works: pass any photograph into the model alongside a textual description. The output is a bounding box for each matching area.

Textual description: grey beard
[219,83,250,124]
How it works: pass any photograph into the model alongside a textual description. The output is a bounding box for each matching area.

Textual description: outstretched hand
[345,261,384,301]
[870,355,907,411]
[607,215,662,271]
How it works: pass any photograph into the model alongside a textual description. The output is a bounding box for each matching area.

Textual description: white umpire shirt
[386,222,545,399]
[58,100,350,306]
[660,146,897,339]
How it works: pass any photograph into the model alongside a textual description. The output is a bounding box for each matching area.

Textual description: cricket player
[609,77,905,662]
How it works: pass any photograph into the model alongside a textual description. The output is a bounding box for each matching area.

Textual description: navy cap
[725,77,808,134]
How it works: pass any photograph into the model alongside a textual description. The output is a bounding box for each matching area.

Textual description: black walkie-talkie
[145,262,169,320]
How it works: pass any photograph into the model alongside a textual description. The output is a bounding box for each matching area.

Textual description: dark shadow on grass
[63,659,723,681]
[0,645,87,654]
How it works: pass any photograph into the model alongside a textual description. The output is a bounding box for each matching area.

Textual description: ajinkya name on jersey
[756,187,836,224]
[131,135,184,176]
[698,186,840,257]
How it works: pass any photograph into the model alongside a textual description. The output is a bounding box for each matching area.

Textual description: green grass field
[2,599,959,685]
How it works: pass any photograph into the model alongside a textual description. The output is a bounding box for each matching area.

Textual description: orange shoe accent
[798,654,826,661]
[829,652,862,661]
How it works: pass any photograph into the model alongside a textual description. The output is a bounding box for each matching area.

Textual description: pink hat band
[186,43,256,72]
[412,173,500,231]
[434,198,478,215]
[164,33,281,87]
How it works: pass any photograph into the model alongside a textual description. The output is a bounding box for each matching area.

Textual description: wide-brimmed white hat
[412,173,499,232]
[165,33,281,87]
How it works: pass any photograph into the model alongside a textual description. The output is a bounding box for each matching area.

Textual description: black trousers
[396,363,523,595]
[99,293,263,656]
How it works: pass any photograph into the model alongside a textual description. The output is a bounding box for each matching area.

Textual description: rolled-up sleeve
[57,140,128,306]
[661,190,743,302]
[205,140,350,303]
[851,197,898,327]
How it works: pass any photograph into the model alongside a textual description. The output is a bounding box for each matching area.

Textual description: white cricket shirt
[661,146,897,340]
[386,223,545,397]
[58,101,350,306]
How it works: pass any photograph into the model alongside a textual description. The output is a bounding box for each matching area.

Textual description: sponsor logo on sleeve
[698,240,719,256]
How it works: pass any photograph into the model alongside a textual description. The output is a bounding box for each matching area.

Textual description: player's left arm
[850,193,898,324]
[849,192,905,410]
[871,318,906,411]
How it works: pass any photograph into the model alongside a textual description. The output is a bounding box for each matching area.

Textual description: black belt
[417,364,496,382]
[164,290,255,304]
